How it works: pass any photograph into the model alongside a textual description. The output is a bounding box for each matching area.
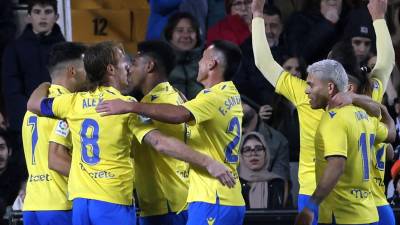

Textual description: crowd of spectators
[1,0,400,218]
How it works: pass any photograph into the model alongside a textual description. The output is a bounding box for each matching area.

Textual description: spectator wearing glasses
[239,131,288,209]
[206,0,252,46]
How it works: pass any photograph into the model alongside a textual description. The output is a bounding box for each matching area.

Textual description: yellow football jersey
[369,77,389,206]
[41,86,153,205]
[182,81,244,206]
[276,71,324,195]
[133,82,189,216]
[315,105,387,224]
[23,85,72,211]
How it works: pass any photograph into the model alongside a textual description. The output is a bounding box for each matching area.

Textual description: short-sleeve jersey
[22,85,72,211]
[276,72,324,195]
[182,81,245,206]
[40,86,153,205]
[315,105,387,224]
[133,82,189,216]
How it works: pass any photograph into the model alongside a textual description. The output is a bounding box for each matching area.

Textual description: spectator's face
[320,0,342,14]
[283,57,301,78]
[305,73,330,109]
[170,18,197,51]
[29,4,58,35]
[0,136,10,172]
[352,37,371,62]
[230,0,252,25]
[241,137,266,171]
[263,14,282,47]
[395,102,400,115]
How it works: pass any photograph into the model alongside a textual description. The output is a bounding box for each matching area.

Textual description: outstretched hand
[252,0,265,18]
[206,160,236,188]
[96,99,133,116]
[368,0,387,21]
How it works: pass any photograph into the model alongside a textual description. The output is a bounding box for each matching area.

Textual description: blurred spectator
[0,0,16,113]
[162,12,204,99]
[206,0,226,28]
[145,0,182,40]
[388,176,400,207]
[242,101,291,179]
[281,55,307,80]
[0,129,23,221]
[239,131,288,209]
[12,180,26,211]
[1,0,64,164]
[206,0,252,46]
[342,6,375,66]
[233,3,288,106]
[285,0,350,64]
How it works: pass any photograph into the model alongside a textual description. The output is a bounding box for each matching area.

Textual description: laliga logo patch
[55,120,69,137]
[139,115,152,124]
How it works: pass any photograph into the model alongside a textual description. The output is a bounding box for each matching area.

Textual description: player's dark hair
[83,41,124,85]
[210,40,242,81]
[48,42,87,74]
[28,0,58,14]
[137,40,176,77]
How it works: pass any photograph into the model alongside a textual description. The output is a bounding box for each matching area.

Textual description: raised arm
[96,99,193,124]
[48,142,71,177]
[144,130,235,187]
[27,82,51,115]
[251,0,284,87]
[368,0,394,89]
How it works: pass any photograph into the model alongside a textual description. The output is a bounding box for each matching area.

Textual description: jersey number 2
[225,117,241,163]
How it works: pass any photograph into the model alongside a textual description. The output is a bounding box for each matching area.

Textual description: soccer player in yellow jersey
[22,42,87,225]
[27,41,235,225]
[295,59,395,225]
[128,41,190,225]
[251,0,394,224]
[97,40,246,225]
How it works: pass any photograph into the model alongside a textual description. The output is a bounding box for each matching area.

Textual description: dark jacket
[240,177,286,209]
[2,24,65,132]
[0,163,23,218]
[233,36,286,106]
[285,10,348,65]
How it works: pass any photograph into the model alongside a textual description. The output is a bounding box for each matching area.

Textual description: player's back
[315,105,386,224]
[50,86,137,205]
[135,82,189,216]
[183,81,244,206]
[22,85,71,211]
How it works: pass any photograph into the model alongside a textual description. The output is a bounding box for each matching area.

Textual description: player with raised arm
[251,0,394,224]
